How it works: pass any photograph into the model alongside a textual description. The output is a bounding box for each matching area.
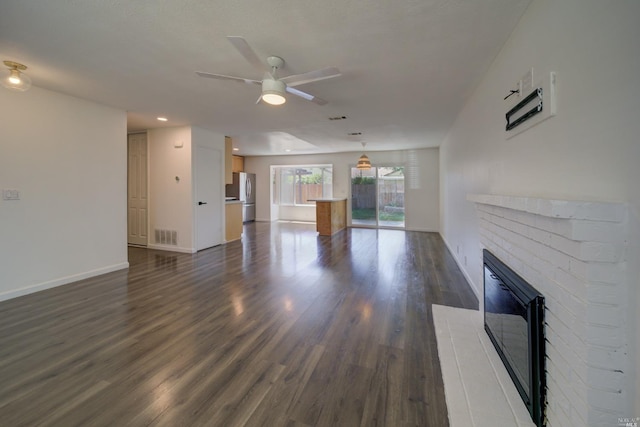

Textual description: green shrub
[351,177,375,185]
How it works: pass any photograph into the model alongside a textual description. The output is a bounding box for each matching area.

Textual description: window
[273,165,333,205]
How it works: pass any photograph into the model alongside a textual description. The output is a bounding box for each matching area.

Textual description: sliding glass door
[351,167,377,226]
[350,166,405,228]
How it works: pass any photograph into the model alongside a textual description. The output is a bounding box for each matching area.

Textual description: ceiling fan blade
[196,71,261,85]
[280,67,341,87]
[286,86,328,105]
[226,36,269,74]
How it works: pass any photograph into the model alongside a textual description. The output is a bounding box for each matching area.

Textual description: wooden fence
[352,181,405,209]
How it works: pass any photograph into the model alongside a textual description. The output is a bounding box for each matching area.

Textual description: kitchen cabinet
[313,199,347,236]
[225,201,243,242]
[232,155,244,173]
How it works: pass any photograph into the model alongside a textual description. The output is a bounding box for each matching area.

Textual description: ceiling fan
[196,36,341,106]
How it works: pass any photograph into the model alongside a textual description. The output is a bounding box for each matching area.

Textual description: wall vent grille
[154,229,177,246]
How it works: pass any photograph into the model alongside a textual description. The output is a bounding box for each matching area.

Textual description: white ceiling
[0,0,530,156]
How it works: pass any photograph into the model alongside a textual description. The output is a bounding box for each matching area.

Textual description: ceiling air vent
[328,115,347,121]
[347,132,362,136]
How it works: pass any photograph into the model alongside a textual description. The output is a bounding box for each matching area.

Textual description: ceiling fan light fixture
[2,60,32,92]
[262,92,286,105]
[261,79,286,105]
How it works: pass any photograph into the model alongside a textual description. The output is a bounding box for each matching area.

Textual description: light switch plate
[521,68,533,95]
[2,189,20,200]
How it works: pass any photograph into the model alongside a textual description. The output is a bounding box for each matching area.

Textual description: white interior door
[195,145,223,251]
[127,133,148,246]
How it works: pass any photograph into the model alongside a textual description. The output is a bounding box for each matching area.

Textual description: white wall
[0,87,128,301]
[277,205,317,222]
[147,126,195,252]
[440,0,640,419]
[245,148,439,232]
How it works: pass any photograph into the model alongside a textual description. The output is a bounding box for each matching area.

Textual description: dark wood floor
[0,222,477,427]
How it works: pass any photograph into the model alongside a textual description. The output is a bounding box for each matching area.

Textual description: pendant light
[356,142,371,170]
[2,61,32,92]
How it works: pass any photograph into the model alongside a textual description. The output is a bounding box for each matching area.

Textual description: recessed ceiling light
[285,149,291,152]
[233,147,239,151]
[157,117,168,122]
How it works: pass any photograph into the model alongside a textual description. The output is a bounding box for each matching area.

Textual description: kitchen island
[310,198,347,236]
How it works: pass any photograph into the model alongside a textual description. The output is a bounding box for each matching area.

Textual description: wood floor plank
[313,362,373,426]
[245,344,325,427]
[0,222,477,426]
[359,345,404,427]
[191,359,286,427]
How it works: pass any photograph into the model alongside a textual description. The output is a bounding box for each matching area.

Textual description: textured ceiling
[0,0,530,155]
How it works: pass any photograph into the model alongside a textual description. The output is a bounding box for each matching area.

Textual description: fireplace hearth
[484,249,545,426]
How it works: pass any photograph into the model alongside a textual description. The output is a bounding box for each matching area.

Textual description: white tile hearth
[433,304,535,427]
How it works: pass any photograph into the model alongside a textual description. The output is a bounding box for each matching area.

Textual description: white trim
[405,226,439,233]
[466,193,625,221]
[440,232,481,301]
[0,262,130,302]
[147,244,196,253]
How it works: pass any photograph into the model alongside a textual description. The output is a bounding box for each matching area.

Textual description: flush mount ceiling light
[356,142,371,170]
[2,60,32,92]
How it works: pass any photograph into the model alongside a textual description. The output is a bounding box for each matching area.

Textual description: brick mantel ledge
[467,194,626,222]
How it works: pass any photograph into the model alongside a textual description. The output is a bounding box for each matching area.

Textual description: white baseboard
[405,226,439,233]
[0,262,130,302]
[146,244,196,254]
[440,233,481,301]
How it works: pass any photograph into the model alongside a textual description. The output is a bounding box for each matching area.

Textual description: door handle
[198,201,207,205]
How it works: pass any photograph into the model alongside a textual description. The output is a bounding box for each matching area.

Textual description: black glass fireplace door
[483,249,545,427]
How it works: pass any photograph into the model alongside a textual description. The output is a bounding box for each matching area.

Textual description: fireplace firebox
[483,249,546,426]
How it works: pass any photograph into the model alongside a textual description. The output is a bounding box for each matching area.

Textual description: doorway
[350,166,405,228]
[127,133,148,246]
[195,144,223,251]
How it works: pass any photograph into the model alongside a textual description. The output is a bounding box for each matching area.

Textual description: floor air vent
[155,229,177,246]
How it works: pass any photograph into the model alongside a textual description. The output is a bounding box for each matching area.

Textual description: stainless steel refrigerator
[226,172,256,222]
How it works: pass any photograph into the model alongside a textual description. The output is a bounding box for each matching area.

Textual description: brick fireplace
[468,194,629,426]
